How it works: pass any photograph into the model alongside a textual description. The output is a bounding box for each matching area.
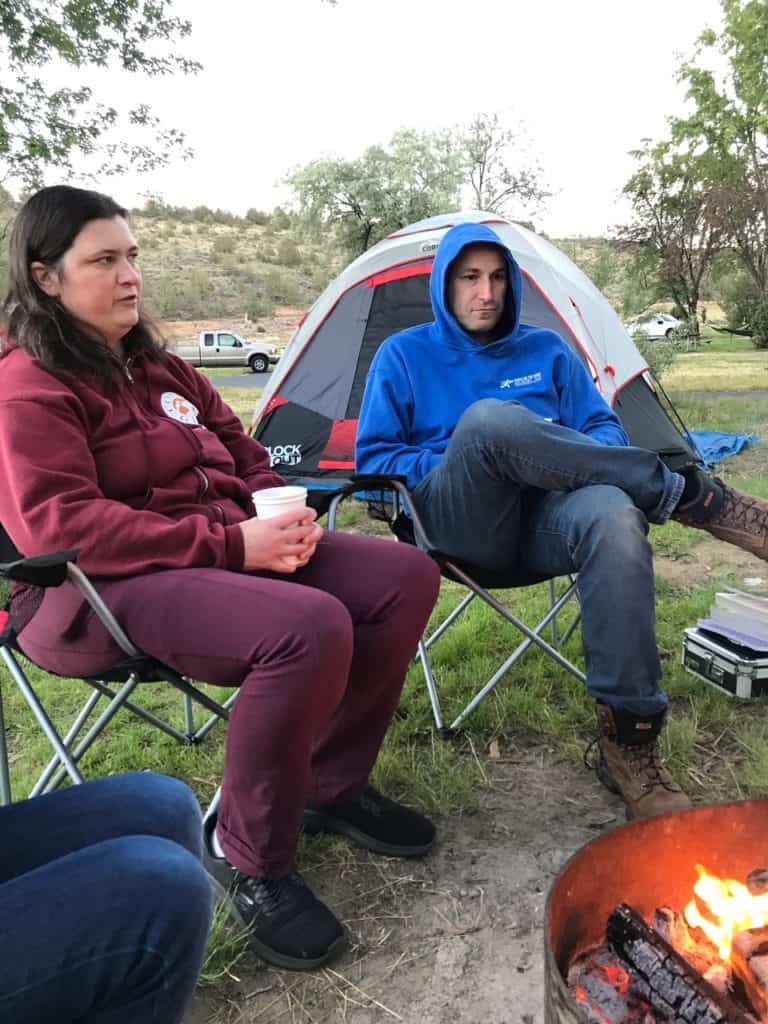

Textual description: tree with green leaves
[622,139,724,338]
[462,112,550,218]
[288,128,464,256]
[671,0,768,346]
[0,0,200,189]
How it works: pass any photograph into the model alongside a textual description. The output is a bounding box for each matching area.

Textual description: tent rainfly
[251,210,697,480]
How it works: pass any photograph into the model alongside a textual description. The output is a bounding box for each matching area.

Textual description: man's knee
[454,398,534,446]
[577,486,651,556]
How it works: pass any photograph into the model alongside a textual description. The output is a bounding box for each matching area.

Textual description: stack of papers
[698,590,768,653]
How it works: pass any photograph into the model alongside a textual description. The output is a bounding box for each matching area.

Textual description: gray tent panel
[280,282,374,421]
[613,376,697,469]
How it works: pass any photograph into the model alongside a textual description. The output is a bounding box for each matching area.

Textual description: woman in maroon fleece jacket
[0,186,441,977]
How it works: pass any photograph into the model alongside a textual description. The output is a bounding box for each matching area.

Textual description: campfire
[545,802,768,1024]
[569,865,768,1023]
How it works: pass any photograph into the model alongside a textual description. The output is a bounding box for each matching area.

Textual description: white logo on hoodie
[500,372,542,389]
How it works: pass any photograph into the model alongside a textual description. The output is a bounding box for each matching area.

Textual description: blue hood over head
[429,222,523,350]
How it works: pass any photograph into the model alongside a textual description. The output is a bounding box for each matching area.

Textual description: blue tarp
[686,430,759,466]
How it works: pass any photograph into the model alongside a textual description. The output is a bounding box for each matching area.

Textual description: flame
[684,864,768,961]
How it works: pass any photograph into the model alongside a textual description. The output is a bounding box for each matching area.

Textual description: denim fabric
[0,773,213,1024]
[412,399,685,714]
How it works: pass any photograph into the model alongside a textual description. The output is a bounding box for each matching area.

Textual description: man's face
[446,244,507,337]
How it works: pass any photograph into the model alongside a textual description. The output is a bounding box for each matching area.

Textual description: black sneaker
[202,816,346,971]
[303,786,436,858]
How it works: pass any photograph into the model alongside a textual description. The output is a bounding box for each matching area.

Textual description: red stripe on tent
[367,263,432,288]
[521,269,601,388]
[385,219,509,241]
[318,459,356,470]
[264,258,439,400]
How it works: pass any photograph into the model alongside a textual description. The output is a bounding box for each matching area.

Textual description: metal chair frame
[322,474,585,736]
[0,553,233,806]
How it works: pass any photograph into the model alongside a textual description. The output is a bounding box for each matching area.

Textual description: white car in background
[625,313,684,340]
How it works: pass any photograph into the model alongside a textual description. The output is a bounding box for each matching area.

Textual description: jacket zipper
[193,465,209,500]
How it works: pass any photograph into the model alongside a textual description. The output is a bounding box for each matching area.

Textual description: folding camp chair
[310,473,585,737]
[0,533,234,806]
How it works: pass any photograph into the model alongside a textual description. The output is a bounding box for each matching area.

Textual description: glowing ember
[684,864,768,962]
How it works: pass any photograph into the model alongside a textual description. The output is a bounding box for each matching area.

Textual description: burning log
[567,947,656,1023]
[746,870,768,896]
[606,903,755,1024]
[652,907,730,994]
[732,927,768,1019]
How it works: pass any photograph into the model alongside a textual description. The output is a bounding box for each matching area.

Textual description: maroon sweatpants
[17,532,441,877]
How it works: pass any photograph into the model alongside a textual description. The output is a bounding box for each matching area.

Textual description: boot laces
[237,872,305,915]
[719,482,768,532]
[622,741,680,794]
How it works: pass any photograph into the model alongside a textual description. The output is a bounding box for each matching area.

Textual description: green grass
[3,349,768,988]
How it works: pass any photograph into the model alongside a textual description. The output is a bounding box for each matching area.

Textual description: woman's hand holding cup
[240,486,322,572]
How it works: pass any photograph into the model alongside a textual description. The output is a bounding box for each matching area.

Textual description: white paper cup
[252,485,308,520]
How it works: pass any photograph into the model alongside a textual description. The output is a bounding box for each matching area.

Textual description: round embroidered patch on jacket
[161,392,200,425]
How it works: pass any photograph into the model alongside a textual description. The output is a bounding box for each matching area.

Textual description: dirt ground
[186,744,622,1024]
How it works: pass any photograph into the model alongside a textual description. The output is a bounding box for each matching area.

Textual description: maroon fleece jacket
[0,347,285,576]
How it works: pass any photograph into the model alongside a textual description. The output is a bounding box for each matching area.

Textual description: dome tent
[251,210,696,477]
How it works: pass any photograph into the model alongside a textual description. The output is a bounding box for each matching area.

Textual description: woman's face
[32,216,142,348]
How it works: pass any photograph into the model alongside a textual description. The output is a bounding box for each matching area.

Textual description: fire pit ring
[545,799,768,1023]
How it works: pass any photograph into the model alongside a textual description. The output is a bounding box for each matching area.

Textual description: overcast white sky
[76,0,726,237]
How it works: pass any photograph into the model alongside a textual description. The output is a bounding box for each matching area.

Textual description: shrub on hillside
[243,288,274,319]
[276,238,301,267]
[212,234,236,255]
[263,268,301,305]
[246,208,271,225]
[272,207,291,231]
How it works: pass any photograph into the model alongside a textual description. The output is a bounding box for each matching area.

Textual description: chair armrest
[325,474,439,555]
[0,550,79,587]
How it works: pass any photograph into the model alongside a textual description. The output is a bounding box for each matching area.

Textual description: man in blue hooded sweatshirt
[356,222,768,820]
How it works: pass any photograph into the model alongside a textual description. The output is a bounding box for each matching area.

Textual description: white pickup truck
[174,331,280,373]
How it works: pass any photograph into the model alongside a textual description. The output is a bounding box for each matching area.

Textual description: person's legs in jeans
[516,486,690,818]
[411,398,685,566]
[0,772,212,1024]
[411,403,689,818]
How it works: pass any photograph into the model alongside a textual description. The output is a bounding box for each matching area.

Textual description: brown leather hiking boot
[673,474,768,561]
[593,704,691,819]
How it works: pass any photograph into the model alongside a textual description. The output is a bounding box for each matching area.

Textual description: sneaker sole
[206,872,347,972]
[303,808,435,858]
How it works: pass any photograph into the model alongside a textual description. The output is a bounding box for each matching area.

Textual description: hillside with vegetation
[0,195,739,337]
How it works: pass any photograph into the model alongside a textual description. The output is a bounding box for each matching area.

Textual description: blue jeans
[0,773,213,1024]
[412,400,688,715]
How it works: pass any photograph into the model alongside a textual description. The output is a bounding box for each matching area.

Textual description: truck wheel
[249,355,268,373]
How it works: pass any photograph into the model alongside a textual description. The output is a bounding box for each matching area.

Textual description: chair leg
[192,690,238,744]
[447,581,585,733]
[416,638,451,735]
[34,675,143,796]
[549,578,559,647]
[183,693,195,740]
[2,646,85,793]
[0,682,12,806]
